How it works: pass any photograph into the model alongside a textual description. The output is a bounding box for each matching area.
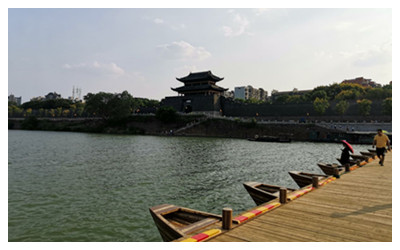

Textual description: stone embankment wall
[221,99,390,121]
[173,118,332,141]
[8,116,390,143]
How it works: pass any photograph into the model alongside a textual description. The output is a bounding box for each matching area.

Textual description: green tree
[21,100,43,110]
[286,95,304,104]
[156,106,178,123]
[84,91,134,119]
[145,99,160,107]
[324,83,342,100]
[335,89,361,100]
[76,106,84,117]
[38,108,45,117]
[340,83,366,96]
[84,92,112,117]
[22,98,74,110]
[235,98,245,104]
[131,98,159,111]
[8,105,13,117]
[56,107,63,117]
[70,104,77,116]
[310,90,328,101]
[382,84,392,90]
[49,109,55,117]
[382,97,392,115]
[245,98,263,104]
[313,97,330,115]
[357,99,372,116]
[8,103,23,117]
[335,100,349,115]
[274,94,289,104]
[364,87,391,100]
[25,108,33,117]
[62,109,71,117]
[74,101,85,117]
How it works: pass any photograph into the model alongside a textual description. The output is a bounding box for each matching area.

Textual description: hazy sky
[8,8,392,102]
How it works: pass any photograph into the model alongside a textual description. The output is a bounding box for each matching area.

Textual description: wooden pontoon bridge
[150,151,392,242]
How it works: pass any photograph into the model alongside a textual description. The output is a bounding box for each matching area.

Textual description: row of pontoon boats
[149,149,378,242]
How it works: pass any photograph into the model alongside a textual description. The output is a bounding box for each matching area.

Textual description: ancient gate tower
[161,71,228,115]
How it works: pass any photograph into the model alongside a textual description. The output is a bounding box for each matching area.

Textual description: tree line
[273,82,391,104]
[309,83,391,116]
[8,82,392,119]
[8,90,160,119]
[234,82,391,116]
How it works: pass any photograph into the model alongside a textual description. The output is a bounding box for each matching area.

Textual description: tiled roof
[171,84,228,93]
[176,71,224,83]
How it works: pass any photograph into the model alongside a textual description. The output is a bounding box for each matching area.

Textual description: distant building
[271,89,312,102]
[234,86,246,99]
[45,92,61,100]
[69,86,82,102]
[161,71,228,115]
[224,90,234,99]
[234,85,268,101]
[341,77,381,88]
[171,71,227,96]
[259,88,268,101]
[8,94,22,105]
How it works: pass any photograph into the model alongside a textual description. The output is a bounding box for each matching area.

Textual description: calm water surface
[8,130,368,241]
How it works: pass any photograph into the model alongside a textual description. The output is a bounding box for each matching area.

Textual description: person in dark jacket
[339,141,351,165]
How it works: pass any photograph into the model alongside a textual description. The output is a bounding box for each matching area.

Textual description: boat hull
[337,158,358,165]
[350,154,369,161]
[317,163,345,176]
[248,136,291,143]
[243,182,295,205]
[360,151,375,157]
[288,171,328,188]
[149,204,222,242]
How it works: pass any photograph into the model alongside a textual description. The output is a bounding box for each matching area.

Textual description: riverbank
[8,116,390,144]
[8,115,198,135]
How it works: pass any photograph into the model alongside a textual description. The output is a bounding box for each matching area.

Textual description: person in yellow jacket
[372,129,391,166]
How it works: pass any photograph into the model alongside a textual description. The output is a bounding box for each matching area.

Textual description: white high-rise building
[234,85,268,101]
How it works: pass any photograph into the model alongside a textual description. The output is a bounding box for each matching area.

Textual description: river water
[8,130,369,242]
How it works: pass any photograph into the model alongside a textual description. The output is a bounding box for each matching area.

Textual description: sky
[8,7,392,103]
[3,3,398,250]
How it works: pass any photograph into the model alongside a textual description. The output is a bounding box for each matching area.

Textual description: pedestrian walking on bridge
[373,129,391,166]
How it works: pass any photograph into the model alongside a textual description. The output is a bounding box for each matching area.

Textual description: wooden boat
[337,158,358,165]
[149,204,224,242]
[360,151,377,159]
[368,148,391,154]
[248,135,291,143]
[350,154,369,161]
[288,171,329,188]
[360,151,375,157]
[317,163,345,176]
[243,182,296,205]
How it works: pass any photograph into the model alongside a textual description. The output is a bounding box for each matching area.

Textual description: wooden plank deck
[209,152,392,242]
